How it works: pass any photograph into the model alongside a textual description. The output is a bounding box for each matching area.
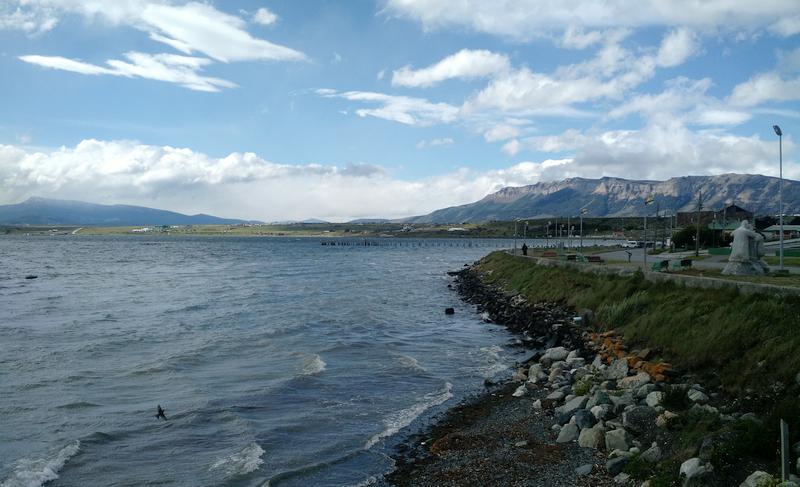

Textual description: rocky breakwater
[453,268,586,353]
[510,330,800,486]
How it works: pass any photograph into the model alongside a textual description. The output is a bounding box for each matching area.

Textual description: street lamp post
[774,125,784,271]
[546,221,550,247]
[514,219,518,255]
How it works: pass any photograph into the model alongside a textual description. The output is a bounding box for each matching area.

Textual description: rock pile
[510,344,800,486]
[453,266,800,486]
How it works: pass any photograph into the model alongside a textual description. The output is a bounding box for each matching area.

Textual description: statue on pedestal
[722,220,769,275]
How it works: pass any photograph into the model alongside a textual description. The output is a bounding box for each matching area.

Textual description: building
[762,224,800,239]
[677,204,754,228]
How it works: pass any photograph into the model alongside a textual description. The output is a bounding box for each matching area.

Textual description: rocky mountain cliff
[407,174,800,223]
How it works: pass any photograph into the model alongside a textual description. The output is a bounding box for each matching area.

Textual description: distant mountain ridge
[0,197,261,226]
[407,174,800,223]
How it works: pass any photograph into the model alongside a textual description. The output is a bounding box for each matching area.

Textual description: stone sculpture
[722,220,769,275]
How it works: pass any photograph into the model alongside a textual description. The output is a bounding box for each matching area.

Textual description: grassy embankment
[476,251,800,483]
[476,251,800,391]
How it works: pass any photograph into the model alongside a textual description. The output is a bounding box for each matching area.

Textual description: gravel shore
[387,381,614,486]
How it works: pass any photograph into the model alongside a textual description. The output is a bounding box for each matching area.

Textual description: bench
[587,255,603,263]
[680,259,693,268]
[651,260,669,272]
[566,254,577,261]
[542,251,557,258]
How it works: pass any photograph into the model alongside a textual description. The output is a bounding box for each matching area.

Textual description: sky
[1,0,800,221]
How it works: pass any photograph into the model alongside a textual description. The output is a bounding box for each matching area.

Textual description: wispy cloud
[316,89,459,126]
[19,52,237,92]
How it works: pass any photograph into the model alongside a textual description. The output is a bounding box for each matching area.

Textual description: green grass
[475,252,800,392]
[764,256,800,266]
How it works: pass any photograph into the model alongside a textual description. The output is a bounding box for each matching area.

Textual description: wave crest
[1,440,80,487]
[364,382,453,449]
[210,442,264,477]
[300,354,327,376]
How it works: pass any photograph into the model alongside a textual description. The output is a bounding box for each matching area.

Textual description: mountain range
[0,197,261,226]
[406,174,800,223]
[3,174,798,226]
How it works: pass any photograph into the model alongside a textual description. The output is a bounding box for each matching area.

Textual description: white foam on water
[364,382,453,450]
[478,345,509,378]
[300,354,327,376]
[393,354,427,373]
[211,442,265,477]
[346,475,379,487]
[1,440,80,487]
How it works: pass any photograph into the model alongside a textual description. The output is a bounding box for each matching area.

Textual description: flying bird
[155,405,167,421]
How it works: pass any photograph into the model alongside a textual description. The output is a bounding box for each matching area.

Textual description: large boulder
[556,422,579,443]
[641,442,662,463]
[687,388,709,404]
[619,371,651,389]
[555,395,588,424]
[680,458,711,481]
[606,358,629,380]
[645,391,665,407]
[578,424,606,449]
[586,390,612,409]
[740,471,776,487]
[573,409,597,429]
[528,364,548,383]
[622,406,658,435]
[591,404,613,420]
[541,347,569,364]
[605,428,632,452]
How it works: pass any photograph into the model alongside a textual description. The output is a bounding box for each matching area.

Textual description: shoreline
[387,268,611,485]
[386,260,793,486]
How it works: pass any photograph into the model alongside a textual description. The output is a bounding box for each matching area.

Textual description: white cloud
[385,0,800,40]
[332,51,343,64]
[0,5,58,33]
[461,30,680,116]
[729,72,800,106]
[139,2,304,62]
[505,119,793,181]
[392,49,510,87]
[656,28,699,67]
[560,26,604,49]
[19,52,237,92]
[7,1,305,62]
[317,89,459,126]
[416,137,454,148]
[484,124,521,142]
[252,7,278,26]
[769,15,800,37]
[0,138,562,221]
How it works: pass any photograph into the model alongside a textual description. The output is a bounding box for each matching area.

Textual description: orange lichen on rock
[587,330,673,383]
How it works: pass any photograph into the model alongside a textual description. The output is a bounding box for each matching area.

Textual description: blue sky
[1,0,800,221]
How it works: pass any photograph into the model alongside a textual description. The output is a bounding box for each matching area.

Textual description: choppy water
[0,236,535,487]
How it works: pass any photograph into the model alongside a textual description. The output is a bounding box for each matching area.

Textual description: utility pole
[695,190,703,257]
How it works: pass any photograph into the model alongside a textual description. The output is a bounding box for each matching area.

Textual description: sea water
[0,236,531,487]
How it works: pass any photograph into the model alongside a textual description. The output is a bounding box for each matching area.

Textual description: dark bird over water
[155,405,167,421]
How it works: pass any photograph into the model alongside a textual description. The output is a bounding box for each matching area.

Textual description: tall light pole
[774,125,784,271]
[514,219,518,255]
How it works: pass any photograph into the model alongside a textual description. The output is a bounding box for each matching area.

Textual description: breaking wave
[1,440,80,487]
[210,442,264,477]
[364,382,453,449]
[300,354,327,376]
